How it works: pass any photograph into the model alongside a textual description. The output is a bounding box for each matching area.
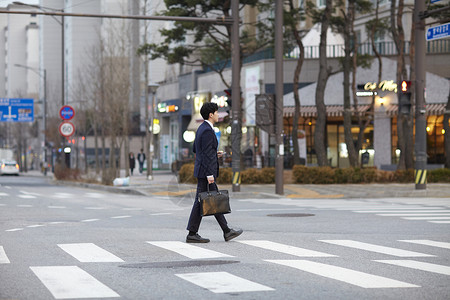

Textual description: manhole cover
[267,213,315,217]
[120,260,239,269]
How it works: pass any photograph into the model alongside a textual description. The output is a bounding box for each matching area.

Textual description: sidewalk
[24,169,450,199]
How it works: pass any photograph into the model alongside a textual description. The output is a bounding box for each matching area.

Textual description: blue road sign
[59,105,75,120]
[426,23,450,41]
[431,0,441,3]
[0,98,34,122]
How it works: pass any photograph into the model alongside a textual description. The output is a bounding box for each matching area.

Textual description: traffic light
[224,89,232,107]
[399,80,411,115]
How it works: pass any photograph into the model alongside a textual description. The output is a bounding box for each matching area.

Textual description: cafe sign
[364,80,398,93]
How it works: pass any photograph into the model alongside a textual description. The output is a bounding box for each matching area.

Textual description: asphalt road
[1,175,449,299]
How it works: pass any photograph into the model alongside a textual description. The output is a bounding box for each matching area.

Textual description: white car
[0,160,19,176]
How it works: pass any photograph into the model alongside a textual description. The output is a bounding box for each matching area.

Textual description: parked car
[0,160,19,176]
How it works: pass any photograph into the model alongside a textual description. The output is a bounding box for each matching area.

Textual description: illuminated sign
[157,103,179,113]
[211,94,229,108]
[364,80,398,93]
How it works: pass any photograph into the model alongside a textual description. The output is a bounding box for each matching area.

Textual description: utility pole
[231,0,241,192]
[414,0,427,190]
[275,0,284,195]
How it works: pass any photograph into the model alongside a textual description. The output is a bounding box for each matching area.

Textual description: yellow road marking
[285,185,344,198]
[152,190,192,196]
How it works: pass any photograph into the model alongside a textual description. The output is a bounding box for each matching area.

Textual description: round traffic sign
[59,105,75,120]
[59,121,75,137]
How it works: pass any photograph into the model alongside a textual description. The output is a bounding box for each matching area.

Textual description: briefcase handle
[206,182,222,195]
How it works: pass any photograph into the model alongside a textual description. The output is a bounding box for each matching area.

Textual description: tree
[137,0,268,89]
[391,0,413,170]
[333,0,372,167]
[78,15,133,184]
[445,92,450,168]
[285,0,306,166]
[307,0,333,166]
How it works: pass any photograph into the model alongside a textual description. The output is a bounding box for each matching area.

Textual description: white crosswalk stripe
[58,243,124,262]
[0,192,9,196]
[30,266,120,299]
[355,210,450,213]
[375,260,450,276]
[0,246,10,264]
[429,221,450,224]
[237,240,337,257]
[399,240,450,249]
[18,195,36,199]
[402,217,450,220]
[53,193,74,199]
[266,260,419,288]
[147,241,233,259]
[377,213,450,216]
[85,193,105,198]
[175,272,275,293]
[319,240,435,257]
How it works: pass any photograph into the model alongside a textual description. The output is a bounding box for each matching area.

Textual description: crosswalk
[239,198,450,224]
[1,238,449,298]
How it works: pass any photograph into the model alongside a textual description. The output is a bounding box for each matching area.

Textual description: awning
[385,103,446,117]
[283,105,370,118]
[187,113,203,131]
[283,103,447,118]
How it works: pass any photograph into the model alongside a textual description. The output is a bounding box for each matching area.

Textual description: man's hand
[207,175,215,184]
[217,151,224,158]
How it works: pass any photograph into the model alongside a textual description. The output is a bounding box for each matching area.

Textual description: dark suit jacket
[193,121,219,179]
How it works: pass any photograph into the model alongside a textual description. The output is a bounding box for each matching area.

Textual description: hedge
[178,164,275,184]
[178,164,450,184]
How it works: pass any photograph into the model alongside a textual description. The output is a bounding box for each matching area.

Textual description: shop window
[427,115,445,164]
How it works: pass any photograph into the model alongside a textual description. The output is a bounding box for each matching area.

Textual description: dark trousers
[186,178,228,233]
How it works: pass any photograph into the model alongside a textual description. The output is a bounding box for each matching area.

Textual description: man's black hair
[200,102,218,120]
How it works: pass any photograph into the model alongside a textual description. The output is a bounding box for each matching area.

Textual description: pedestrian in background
[186,102,243,243]
[129,152,136,175]
[137,148,146,174]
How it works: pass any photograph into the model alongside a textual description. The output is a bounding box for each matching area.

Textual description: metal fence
[203,40,449,72]
[286,40,449,59]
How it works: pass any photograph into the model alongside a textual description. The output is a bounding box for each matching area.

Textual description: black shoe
[224,228,243,242]
[186,233,210,243]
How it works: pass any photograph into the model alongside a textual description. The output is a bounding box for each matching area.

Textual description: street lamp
[13,2,64,106]
[14,64,47,175]
[13,1,66,163]
[147,83,159,180]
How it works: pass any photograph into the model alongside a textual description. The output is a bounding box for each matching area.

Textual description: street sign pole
[275,0,284,195]
[231,0,241,192]
[415,0,427,189]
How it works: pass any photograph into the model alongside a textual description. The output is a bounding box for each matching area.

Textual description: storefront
[282,58,449,168]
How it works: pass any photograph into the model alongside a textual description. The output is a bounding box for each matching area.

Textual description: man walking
[186,102,243,243]
[137,148,146,174]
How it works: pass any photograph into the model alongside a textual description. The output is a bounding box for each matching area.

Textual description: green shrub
[240,168,276,184]
[393,169,414,183]
[241,168,259,184]
[54,163,81,181]
[260,167,275,184]
[217,168,232,184]
[308,167,335,184]
[178,164,196,184]
[428,168,450,182]
[375,169,395,183]
[360,167,377,183]
[293,165,309,183]
[334,168,354,183]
